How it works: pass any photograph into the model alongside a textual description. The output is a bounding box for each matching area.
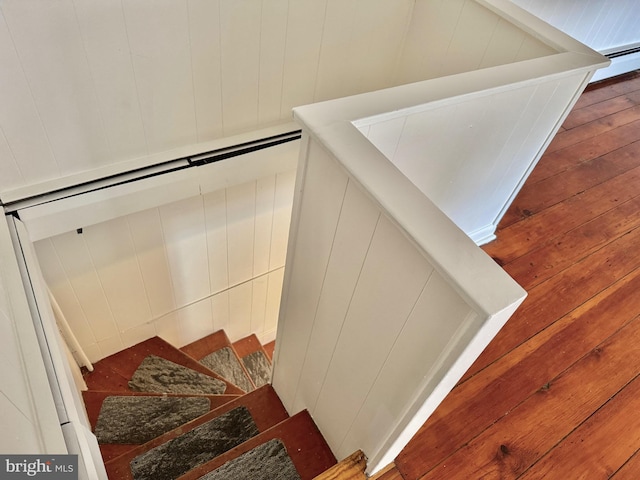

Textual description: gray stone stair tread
[95,395,211,444]
[130,406,259,480]
[128,355,227,395]
[242,350,272,388]
[198,439,301,480]
[200,347,254,393]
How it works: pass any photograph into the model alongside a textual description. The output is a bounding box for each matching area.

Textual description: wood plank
[313,450,366,480]
[548,100,640,155]
[562,94,639,130]
[177,410,336,480]
[530,116,640,182]
[572,72,640,110]
[611,450,640,479]
[500,138,640,227]
[468,224,640,378]
[395,267,640,479]
[105,385,289,480]
[414,313,640,479]
[519,375,640,479]
[484,164,640,265]
[501,195,640,290]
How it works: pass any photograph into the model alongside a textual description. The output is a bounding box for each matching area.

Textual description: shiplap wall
[0,217,66,454]
[33,170,295,362]
[357,72,589,243]
[0,251,46,453]
[512,0,640,52]
[0,0,414,195]
[512,0,640,80]
[395,0,557,85]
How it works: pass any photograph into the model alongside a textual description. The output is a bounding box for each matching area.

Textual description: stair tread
[193,438,300,480]
[83,336,244,395]
[177,410,337,480]
[104,384,288,480]
[83,391,239,463]
[182,331,256,393]
[233,334,273,388]
[233,334,270,359]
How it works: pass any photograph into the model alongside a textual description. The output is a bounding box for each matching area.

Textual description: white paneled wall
[358,72,589,243]
[34,170,296,362]
[511,0,640,81]
[0,0,415,195]
[512,0,640,52]
[0,217,67,454]
[0,261,46,454]
[395,0,557,86]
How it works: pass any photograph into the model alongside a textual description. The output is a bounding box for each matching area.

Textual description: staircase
[82,332,367,479]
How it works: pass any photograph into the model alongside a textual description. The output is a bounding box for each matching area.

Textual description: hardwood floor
[391,70,640,479]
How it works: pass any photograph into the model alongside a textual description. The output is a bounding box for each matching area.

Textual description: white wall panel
[0,7,55,189]
[83,217,152,332]
[339,272,475,456]
[273,140,349,408]
[187,0,224,141]
[228,282,253,341]
[258,0,289,125]
[312,215,433,448]
[351,0,414,94]
[176,299,213,346]
[49,233,118,343]
[313,0,360,102]
[254,176,276,277]
[127,209,177,318]
[512,0,640,52]
[160,196,210,306]
[33,240,96,349]
[291,181,381,414]
[280,0,328,116]
[211,291,230,334]
[72,0,148,160]
[204,189,229,295]
[0,277,41,427]
[251,275,269,334]
[395,0,556,85]
[0,128,24,203]
[219,0,261,132]
[270,169,296,270]
[0,217,66,453]
[122,0,197,151]
[264,268,285,341]
[226,181,256,286]
[2,1,111,175]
